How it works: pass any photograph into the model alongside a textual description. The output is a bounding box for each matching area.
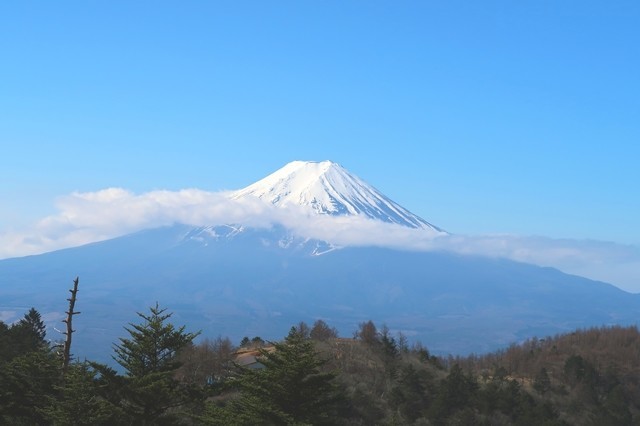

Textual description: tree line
[1,286,639,424]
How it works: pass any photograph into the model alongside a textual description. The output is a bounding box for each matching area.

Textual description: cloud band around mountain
[1,187,639,292]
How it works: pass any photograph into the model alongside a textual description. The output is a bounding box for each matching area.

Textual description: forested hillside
[1,303,639,425]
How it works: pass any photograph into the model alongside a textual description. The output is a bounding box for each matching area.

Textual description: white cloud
[434,234,640,292]
[1,187,639,293]
[0,188,276,258]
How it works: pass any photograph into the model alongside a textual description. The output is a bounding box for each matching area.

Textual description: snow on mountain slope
[231,160,444,232]
[181,224,338,256]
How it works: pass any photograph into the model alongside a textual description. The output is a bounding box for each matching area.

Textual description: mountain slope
[1,224,638,365]
[1,161,638,366]
[231,160,443,231]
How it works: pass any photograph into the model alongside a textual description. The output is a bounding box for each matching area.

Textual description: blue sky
[1,2,639,287]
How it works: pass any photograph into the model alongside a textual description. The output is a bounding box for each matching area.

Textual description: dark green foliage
[42,362,122,425]
[17,307,47,346]
[108,303,201,425]
[0,349,59,425]
[114,302,199,376]
[221,327,345,425]
[430,363,478,420]
[414,341,440,366]
[474,371,565,425]
[510,393,562,426]
[344,385,386,425]
[534,367,552,394]
[564,354,598,387]
[0,308,48,363]
[251,336,265,346]
[0,321,10,361]
[477,372,521,416]
[379,324,399,360]
[597,384,633,426]
[389,363,431,422]
[0,308,54,425]
[379,325,400,378]
[397,331,409,353]
[239,335,265,349]
[455,326,640,425]
[1,305,639,425]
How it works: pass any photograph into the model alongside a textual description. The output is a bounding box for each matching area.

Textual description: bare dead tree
[61,277,80,376]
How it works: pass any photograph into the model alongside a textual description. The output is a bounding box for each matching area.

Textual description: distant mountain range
[0,161,638,364]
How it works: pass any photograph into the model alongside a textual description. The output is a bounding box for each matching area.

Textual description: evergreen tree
[397,331,409,353]
[0,349,59,425]
[108,303,201,425]
[0,321,11,362]
[600,384,632,425]
[389,363,431,422]
[430,363,478,421]
[42,362,122,425]
[533,367,551,394]
[223,327,344,425]
[114,303,198,376]
[251,336,265,347]
[379,325,398,358]
[0,308,55,425]
[17,307,47,345]
[0,308,48,361]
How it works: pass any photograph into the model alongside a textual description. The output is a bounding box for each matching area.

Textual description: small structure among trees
[204,327,345,425]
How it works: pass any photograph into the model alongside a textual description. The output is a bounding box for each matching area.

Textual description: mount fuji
[231,160,442,231]
[1,161,638,364]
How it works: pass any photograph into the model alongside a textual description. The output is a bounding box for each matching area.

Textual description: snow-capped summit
[231,160,443,231]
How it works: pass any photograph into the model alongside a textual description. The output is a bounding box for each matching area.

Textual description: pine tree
[389,363,431,422]
[0,349,59,425]
[114,303,198,376]
[0,308,56,424]
[42,362,122,425]
[430,363,478,420]
[10,308,48,356]
[223,327,344,425]
[18,307,47,343]
[109,303,201,425]
[0,321,11,363]
[533,367,551,394]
